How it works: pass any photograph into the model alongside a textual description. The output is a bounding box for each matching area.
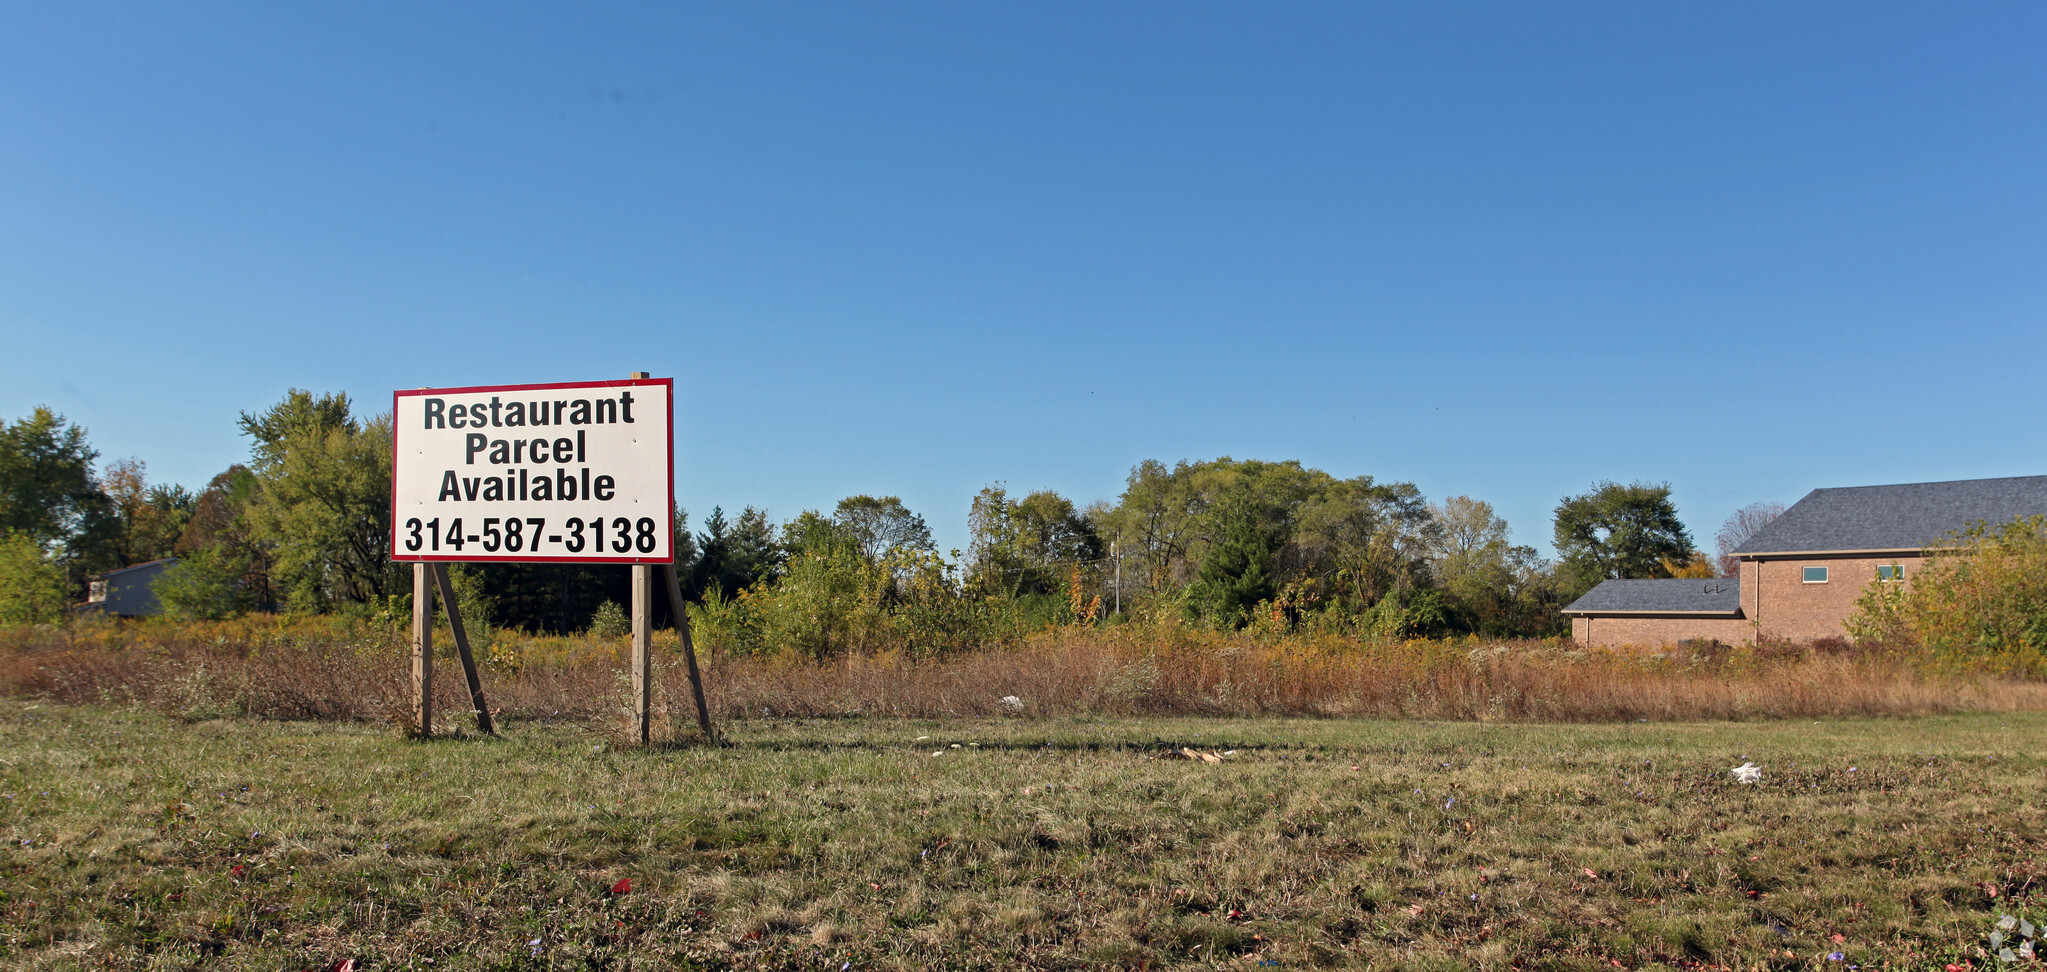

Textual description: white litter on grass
[932,751,945,757]
[999,695,1024,712]
[915,736,931,742]
[949,744,962,749]
[1730,762,1763,783]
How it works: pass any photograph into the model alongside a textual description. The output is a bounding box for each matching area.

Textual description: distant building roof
[1563,577,1741,617]
[99,558,178,578]
[1734,475,2047,556]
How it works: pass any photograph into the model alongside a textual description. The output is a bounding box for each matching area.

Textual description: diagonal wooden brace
[431,563,497,736]
[662,564,718,743]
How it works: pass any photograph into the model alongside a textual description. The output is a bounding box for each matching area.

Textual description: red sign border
[390,377,675,565]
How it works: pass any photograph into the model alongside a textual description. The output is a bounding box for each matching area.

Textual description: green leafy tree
[173,466,274,609]
[1095,457,1438,628]
[238,390,354,470]
[1178,462,1319,626]
[238,391,396,610]
[967,486,1102,598]
[1552,481,1695,595]
[1429,496,1563,636]
[0,533,70,625]
[0,407,117,585]
[1290,473,1439,614]
[1093,459,1208,595]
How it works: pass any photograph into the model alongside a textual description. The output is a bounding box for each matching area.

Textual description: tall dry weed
[6,618,2046,727]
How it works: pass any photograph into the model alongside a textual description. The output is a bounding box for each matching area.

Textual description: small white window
[1877,564,1905,582]
[1803,566,1829,583]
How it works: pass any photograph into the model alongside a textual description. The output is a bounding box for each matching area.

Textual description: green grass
[4,702,2045,970]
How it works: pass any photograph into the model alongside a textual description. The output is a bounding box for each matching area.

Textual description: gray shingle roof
[1733,475,2047,555]
[1563,578,1741,616]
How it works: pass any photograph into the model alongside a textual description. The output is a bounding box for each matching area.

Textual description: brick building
[1564,475,2047,647]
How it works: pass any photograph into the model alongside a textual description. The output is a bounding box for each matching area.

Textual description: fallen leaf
[610,878,632,895]
[1583,868,1599,880]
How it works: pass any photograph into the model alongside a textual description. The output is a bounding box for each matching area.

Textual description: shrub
[1846,516,2047,673]
[152,547,254,621]
[587,600,629,639]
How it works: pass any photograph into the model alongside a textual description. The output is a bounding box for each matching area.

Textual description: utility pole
[1113,536,1121,617]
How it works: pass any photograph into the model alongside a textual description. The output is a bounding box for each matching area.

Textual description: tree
[967,486,1102,598]
[102,459,195,567]
[691,506,783,600]
[173,465,273,610]
[1715,501,1786,577]
[0,407,116,584]
[832,495,934,563]
[1432,496,1511,568]
[237,391,396,610]
[1552,481,1695,595]
[238,390,354,472]
[1427,496,1561,636]
[1187,505,1280,627]
[0,533,69,625]
[1090,457,1442,628]
[1291,473,1438,613]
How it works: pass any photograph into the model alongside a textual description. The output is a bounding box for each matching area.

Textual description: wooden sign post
[412,563,432,735]
[631,561,653,743]
[391,372,713,743]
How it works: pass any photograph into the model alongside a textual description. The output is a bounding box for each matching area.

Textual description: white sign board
[391,378,673,564]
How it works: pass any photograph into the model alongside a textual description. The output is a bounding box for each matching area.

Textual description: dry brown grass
[6,618,2047,732]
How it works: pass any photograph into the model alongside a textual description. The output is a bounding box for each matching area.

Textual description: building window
[1877,564,1905,582]
[1803,566,1829,583]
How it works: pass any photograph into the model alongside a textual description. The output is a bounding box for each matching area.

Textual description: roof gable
[1734,475,2047,555]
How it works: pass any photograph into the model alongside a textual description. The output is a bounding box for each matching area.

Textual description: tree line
[2,393,1772,643]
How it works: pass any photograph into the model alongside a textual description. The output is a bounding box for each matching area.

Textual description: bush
[1846,515,2047,673]
[153,548,255,621]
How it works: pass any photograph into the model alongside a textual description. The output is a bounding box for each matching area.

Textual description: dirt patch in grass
[3,701,2045,969]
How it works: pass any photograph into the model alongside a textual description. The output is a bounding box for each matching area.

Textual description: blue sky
[4,3,2043,557]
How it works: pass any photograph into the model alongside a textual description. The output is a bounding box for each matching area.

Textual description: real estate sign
[391,378,673,564]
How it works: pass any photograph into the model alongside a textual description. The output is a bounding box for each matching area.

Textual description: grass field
[4,701,2045,970]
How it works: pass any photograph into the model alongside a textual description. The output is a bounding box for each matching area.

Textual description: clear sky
[4,3,2043,557]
